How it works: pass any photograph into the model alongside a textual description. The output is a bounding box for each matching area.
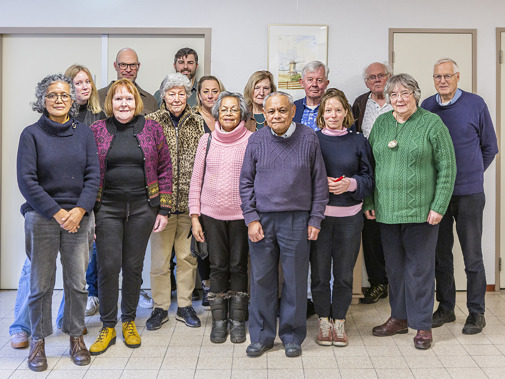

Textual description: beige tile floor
[2,290,505,378]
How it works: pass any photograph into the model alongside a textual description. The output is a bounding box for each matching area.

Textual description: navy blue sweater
[421,91,498,196]
[316,130,374,206]
[17,113,100,219]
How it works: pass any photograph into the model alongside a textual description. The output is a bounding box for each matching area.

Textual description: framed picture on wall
[268,24,328,98]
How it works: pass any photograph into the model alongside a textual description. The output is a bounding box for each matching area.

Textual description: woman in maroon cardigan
[89,79,172,356]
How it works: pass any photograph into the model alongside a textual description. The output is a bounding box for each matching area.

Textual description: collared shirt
[300,97,319,131]
[187,78,198,107]
[436,88,462,106]
[361,94,393,139]
[270,121,296,138]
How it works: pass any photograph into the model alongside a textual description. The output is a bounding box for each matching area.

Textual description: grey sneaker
[138,290,154,309]
[85,296,99,316]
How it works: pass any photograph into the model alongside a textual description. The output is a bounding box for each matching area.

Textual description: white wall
[1,0,502,287]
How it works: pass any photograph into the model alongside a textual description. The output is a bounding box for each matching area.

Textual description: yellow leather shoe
[90,327,116,356]
[122,321,141,348]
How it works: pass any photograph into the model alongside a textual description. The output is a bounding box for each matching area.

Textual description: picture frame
[268,24,328,98]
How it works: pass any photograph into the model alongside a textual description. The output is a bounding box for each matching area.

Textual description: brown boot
[372,317,408,336]
[414,329,433,349]
[70,335,91,366]
[27,338,47,372]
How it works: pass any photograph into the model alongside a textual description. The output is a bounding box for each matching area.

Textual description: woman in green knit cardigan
[364,73,456,350]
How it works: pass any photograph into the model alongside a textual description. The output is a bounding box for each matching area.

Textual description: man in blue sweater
[240,92,328,357]
[422,58,498,335]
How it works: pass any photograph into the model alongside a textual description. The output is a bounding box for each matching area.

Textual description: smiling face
[434,61,460,102]
[264,94,296,136]
[198,79,220,111]
[114,49,139,82]
[252,78,272,110]
[45,81,73,122]
[218,96,241,132]
[164,86,187,117]
[323,97,347,130]
[390,84,417,121]
[73,70,91,105]
[174,54,198,81]
[299,66,329,105]
[112,86,136,124]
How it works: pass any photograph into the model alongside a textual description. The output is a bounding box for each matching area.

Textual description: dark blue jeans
[311,213,363,319]
[380,222,439,330]
[435,192,486,314]
[86,242,98,297]
[25,211,94,339]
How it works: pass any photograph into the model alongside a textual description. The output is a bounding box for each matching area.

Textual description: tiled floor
[2,290,505,378]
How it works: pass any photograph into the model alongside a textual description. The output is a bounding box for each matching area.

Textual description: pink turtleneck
[321,127,361,217]
[189,121,252,220]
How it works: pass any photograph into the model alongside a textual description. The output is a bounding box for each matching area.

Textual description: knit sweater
[147,104,205,212]
[188,121,252,220]
[421,90,498,196]
[240,123,329,228]
[17,113,100,219]
[363,107,456,224]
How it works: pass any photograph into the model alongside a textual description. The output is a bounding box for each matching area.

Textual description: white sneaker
[333,319,348,347]
[138,290,154,309]
[85,296,99,316]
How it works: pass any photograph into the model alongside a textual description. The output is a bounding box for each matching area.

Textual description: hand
[53,209,69,226]
[61,207,86,233]
[308,225,320,240]
[191,214,205,242]
[248,221,264,242]
[364,210,376,220]
[153,214,168,232]
[427,210,443,225]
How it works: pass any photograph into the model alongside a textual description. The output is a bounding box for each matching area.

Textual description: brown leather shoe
[83,327,88,335]
[414,329,432,349]
[27,338,47,372]
[372,317,408,336]
[70,335,91,366]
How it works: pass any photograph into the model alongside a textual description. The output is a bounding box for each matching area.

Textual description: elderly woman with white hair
[364,73,456,349]
[146,73,206,330]
[189,91,252,344]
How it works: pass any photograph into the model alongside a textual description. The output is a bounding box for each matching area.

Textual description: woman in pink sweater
[189,91,252,345]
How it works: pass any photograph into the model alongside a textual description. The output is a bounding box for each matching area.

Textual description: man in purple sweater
[421,58,498,335]
[240,92,328,357]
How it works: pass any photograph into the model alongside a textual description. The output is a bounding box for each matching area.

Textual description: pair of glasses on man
[366,73,388,81]
[117,62,139,70]
[45,93,71,102]
[433,73,458,82]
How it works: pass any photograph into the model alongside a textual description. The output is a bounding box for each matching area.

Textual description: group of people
[10,44,498,371]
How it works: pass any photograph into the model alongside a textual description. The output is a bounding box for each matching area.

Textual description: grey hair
[434,58,459,73]
[384,73,422,105]
[212,91,250,122]
[159,72,192,97]
[302,60,329,79]
[31,73,78,116]
[263,91,294,108]
[362,61,393,80]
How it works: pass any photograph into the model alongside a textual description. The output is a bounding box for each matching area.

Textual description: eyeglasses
[220,108,240,114]
[389,91,413,101]
[366,73,388,81]
[45,93,71,102]
[117,62,139,70]
[433,73,458,82]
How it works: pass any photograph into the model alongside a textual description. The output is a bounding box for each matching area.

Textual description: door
[498,30,505,289]
[390,29,476,291]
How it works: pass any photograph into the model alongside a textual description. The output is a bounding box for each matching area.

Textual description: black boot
[209,293,228,343]
[229,292,249,344]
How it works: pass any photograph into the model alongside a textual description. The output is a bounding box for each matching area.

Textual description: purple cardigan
[91,116,173,212]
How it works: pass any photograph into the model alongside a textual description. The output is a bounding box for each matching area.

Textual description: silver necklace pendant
[388,139,398,149]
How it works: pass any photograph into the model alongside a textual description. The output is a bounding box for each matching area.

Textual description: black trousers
[201,214,249,293]
[95,198,157,327]
[362,216,388,286]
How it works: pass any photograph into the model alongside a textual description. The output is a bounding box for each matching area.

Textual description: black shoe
[146,308,169,330]
[202,288,210,308]
[462,313,486,335]
[432,307,456,328]
[360,284,388,304]
[192,288,201,301]
[284,343,302,357]
[176,306,201,328]
[246,342,273,357]
[306,299,316,319]
[210,320,228,343]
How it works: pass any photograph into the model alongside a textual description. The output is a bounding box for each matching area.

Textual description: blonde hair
[243,70,276,112]
[64,64,102,114]
[317,88,354,129]
[103,79,144,118]
[195,75,226,113]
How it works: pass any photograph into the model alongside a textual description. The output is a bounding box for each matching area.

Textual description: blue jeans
[25,211,94,339]
[435,192,486,314]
